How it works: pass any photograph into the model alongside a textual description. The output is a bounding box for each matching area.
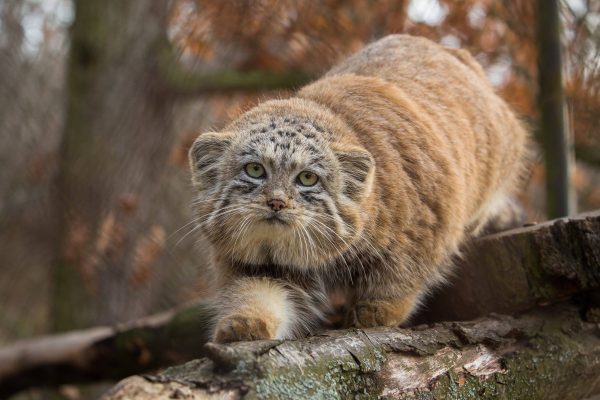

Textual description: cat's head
[188,99,375,269]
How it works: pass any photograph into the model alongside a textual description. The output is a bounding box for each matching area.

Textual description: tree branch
[102,303,600,399]
[0,302,216,398]
[156,41,314,95]
[575,144,600,168]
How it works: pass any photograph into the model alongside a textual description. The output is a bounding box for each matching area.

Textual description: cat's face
[189,112,374,270]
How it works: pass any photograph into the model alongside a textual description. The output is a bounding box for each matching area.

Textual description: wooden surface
[102,303,600,399]
[418,210,600,323]
[1,211,599,397]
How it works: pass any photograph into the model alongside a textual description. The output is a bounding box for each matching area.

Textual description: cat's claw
[213,314,273,343]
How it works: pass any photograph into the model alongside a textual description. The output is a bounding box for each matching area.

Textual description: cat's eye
[297,171,319,186]
[244,163,266,178]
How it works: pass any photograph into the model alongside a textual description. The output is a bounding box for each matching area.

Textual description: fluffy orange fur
[189,34,528,342]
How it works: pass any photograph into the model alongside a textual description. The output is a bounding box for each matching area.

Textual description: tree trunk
[537,0,576,218]
[52,0,178,330]
[51,1,333,333]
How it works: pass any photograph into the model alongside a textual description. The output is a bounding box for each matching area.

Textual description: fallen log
[420,210,600,323]
[1,211,598,397]
[0,302,216,398]
[102,302,600,399]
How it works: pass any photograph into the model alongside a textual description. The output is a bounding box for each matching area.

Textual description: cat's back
[299,34,528,256]
[325,34,489,99]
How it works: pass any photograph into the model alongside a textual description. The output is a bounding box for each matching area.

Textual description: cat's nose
[267,198,287,211]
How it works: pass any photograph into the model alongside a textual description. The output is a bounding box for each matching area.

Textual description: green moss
[249,363,382,399]
[396,329,600,400]
[241,333,387,399]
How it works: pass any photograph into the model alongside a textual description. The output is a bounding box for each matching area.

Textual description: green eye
[245,163,266,178]
[297,171,319,186]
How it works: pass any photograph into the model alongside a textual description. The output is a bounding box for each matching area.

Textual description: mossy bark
[0,302,216,398]
[102,303,600,400]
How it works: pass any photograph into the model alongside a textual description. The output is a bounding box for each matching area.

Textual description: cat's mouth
[263,214,290,225]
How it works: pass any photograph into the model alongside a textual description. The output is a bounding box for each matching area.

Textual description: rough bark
[1,211,599,397]
[101,302,600,400]
[420,210,600,323]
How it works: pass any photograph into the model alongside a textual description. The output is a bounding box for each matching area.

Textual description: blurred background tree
[0,0,599,378]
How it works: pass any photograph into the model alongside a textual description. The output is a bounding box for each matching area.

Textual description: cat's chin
[220,218,341,269]
[263,215,290,226]
[228,238,329,270]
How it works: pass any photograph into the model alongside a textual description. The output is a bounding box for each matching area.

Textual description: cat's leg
[213,276,323,343]
[348,291,422,328]
[343,270,427,328]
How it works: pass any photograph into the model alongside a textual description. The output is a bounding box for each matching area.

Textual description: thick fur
[188,35,528,342]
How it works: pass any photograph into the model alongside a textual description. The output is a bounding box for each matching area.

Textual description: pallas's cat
[188,35,528,342]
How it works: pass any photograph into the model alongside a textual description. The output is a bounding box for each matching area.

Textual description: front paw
[349,302,387,328]
[213,314,274,343]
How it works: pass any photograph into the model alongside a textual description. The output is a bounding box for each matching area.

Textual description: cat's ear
[189,132,233,188]
[332,144,375,201]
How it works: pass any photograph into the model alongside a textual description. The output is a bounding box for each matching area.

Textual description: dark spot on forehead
[312,161,326,170]
[240,118,329,164]
[240,149,257,157]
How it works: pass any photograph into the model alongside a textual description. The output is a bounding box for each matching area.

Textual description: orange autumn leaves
[168,0,600,213]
